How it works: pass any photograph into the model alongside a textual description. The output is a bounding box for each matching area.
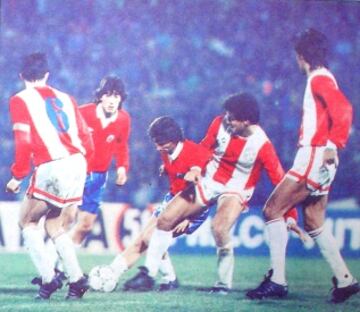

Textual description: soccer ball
[88,265,118,292]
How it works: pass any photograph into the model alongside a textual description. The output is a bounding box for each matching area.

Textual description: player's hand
[6,177,22,194]
[173,219,190,236]
[184,167,202,184]
[323,148,338,167]
[286,217,307,242]
[116,167,127,186]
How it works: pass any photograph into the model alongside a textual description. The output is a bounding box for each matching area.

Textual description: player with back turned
[6,53,93,300]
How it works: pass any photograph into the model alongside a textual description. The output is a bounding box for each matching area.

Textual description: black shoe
[209,285,230,295]
[66,275,89,300]
[35,276,63,299]
[31,269,67,286]
[123,266,155,291]
[330,277,360,303]
[246,270,288,299]
[158,278,179,291]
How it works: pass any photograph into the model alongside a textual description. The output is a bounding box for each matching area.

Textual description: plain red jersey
[161,140,212,195]
[299,67,352,149]
[9,85,93,179]
[79,103,131,173]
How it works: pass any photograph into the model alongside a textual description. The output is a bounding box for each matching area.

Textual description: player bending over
[124,93,302,294]
[104,116,212,291]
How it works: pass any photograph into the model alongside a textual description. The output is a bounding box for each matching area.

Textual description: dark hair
[95,76,127,104]
[223,93,260,124]
[148,116,184,145]
[20,53,49,81]
[294,28,328,69]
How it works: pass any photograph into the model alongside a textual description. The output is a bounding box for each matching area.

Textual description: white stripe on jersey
[230,127,267,189]
[205,124,268,191]
[300,68,338,147]
[52,89,85,155]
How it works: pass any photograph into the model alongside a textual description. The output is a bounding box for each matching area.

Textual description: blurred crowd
[1,0,359,207]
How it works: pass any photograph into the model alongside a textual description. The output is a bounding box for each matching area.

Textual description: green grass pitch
[0,253,359,312]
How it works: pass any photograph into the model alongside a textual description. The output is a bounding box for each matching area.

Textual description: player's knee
[78,218,95,232]
[157,215,175,231]
[263,197,285,221]
[211,219,227,243]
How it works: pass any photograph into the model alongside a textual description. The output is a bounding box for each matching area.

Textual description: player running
[6,53,93,300]
[246,28,359,304]
[125,92,301,294]
[106,116,212,291]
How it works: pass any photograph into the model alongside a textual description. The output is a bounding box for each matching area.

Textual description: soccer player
[124,92,300,294]
[109,116,212,291]
[246,28,359,303]
[72,75,130,245]
[6,53,93,299]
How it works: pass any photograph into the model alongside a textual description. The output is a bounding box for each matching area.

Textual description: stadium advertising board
[0,201,359,258]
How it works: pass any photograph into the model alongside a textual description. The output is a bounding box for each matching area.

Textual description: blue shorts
[79,172,107,214]
[154,193,210,235]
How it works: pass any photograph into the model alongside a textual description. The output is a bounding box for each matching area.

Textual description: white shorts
[194,175,252,210]
[286,146,338,196]
[27,153,87,208]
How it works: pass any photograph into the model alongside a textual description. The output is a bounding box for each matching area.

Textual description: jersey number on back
[45,97,69,133]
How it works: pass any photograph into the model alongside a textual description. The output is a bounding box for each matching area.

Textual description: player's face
[100,93,122,116]
[225,112,248,136]
[154,141,177,154]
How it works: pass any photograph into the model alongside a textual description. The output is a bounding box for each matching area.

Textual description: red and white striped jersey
[9,85,93,179]
[200,116,284,192]
[161,140,211,195]
[79,103,131,173]
[299,67,352,148]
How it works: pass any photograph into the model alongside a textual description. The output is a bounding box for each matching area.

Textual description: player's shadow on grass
[0,287,36,295]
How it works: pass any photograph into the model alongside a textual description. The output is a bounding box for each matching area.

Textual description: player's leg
[247,177,310,299]
[145,190,203,276]
[45,204,88,299]
[210,196,245,294]
[72,172,107,245]
[111,216,157,280]
[158,252,179,291]
[20,196,58,289]
[124,187,204,291]
[72,210,97,245]
[303,196,360,303]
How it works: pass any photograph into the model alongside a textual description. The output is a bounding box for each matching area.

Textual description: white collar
[169,141,184,161]
[96,104,118,128]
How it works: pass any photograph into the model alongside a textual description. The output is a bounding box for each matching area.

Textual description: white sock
[22,226,55,283]
[53,233,83,283]
[309,226,353,287]
[215,242,234,289]
[110,254,128,280]
[266,218,288,285]
[144,229,173,277]
[159,252,176,283]
[45,238,60,270]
